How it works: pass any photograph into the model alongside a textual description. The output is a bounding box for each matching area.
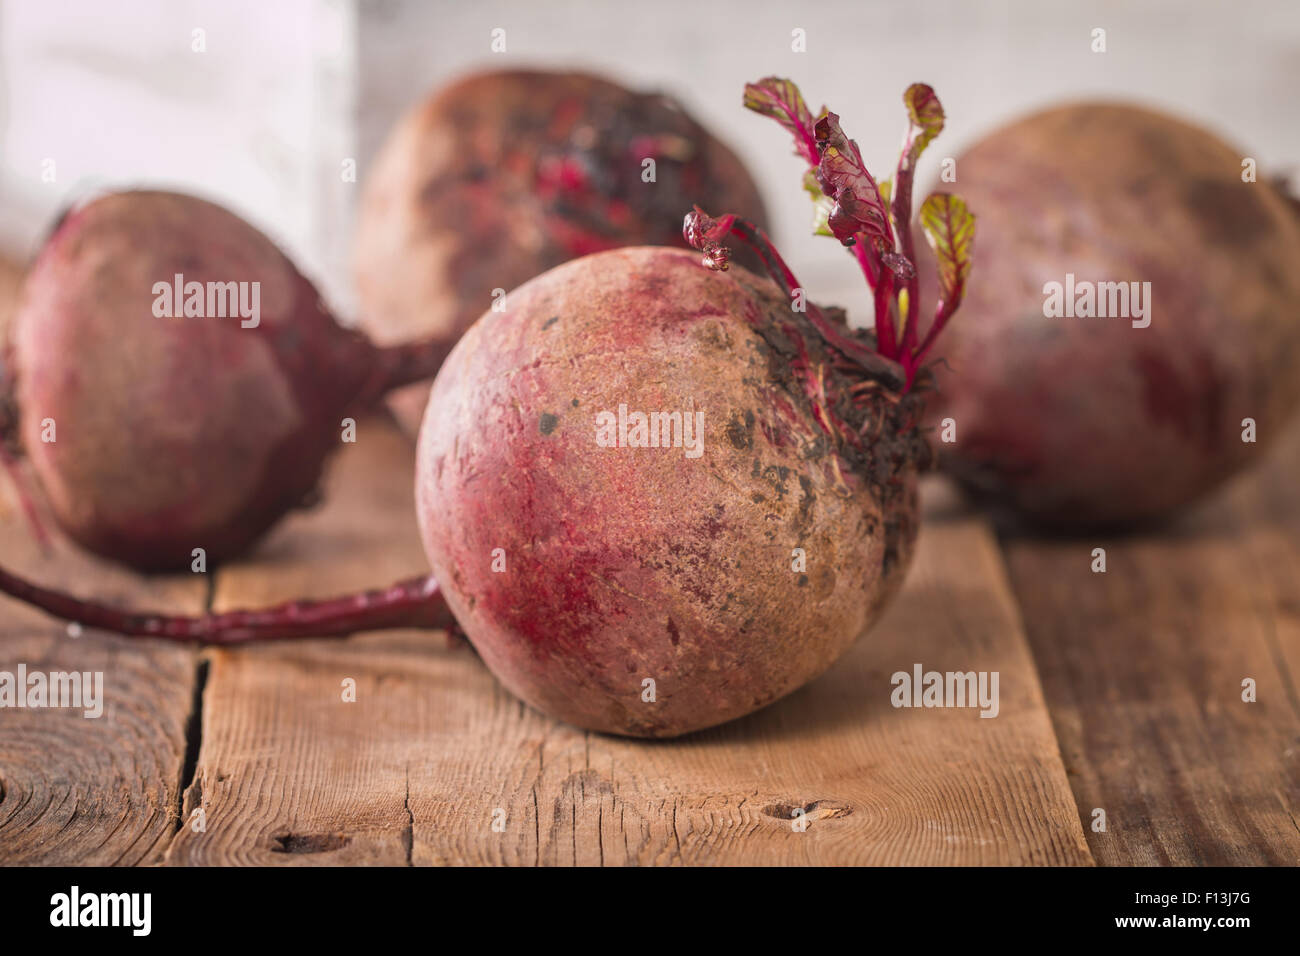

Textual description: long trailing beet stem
[0,564,453,644]
[364,337,459,399]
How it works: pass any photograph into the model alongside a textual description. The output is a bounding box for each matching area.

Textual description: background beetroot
[416,247,926,737]
[354,68,769,435]
[923,103,1300,528]
[5,191,385,570]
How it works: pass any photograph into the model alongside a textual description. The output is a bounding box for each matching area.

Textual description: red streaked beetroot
[921,103,1300,527]
[408,79,973,734]
[0,190,450,571]
[0,79,974,737]
[353,68,769,434]
[415,246,929,735]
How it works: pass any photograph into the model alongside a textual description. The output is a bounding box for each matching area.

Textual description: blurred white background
[2,0,1297,317]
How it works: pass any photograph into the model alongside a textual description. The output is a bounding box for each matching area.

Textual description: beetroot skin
[415,248,927,736]
[2,191,443,571]
[924,104,1300,527]
[353,69,769,434]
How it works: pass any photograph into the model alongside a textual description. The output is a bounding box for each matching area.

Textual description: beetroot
[353,68,769,434]
[414,247,923,735]
[923,104,1300,527]
[0,190,450,571]
[0,79,974,737]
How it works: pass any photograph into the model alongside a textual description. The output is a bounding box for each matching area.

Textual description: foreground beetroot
[416,79,976,735]
[354,68,769,434]
[418,247,922,734]
[0,79,974,737]
[924,104,1300,527]
[0,191,451,570]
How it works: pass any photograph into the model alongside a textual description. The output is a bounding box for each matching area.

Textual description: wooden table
[1,256,1297,866]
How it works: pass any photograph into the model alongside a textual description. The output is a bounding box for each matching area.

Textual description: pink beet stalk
[684,207,905,392]
[0,565,452,644]
[362,336,460,401]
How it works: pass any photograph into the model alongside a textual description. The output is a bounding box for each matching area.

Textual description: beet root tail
[0,564,454,645]
[363,336,459,402]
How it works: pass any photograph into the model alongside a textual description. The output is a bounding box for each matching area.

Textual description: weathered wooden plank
[163,416,446,865]
[0,253,205,865]
[172,414,1090,865]
[1002,422,1300,866]
[472,479,1091,866]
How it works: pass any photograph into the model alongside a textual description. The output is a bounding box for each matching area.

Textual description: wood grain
[452,481,1091,866]
[166,417,1091,866]
[1002,422,1300,865]
[0,251,205,865]
[163,417,452,864]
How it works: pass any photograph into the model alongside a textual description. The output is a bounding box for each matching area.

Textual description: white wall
[3,0,1297,316]
[0,0,355,306]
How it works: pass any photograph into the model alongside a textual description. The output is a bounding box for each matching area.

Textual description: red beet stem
[889,172,922,366]
[364,337,459,400]
[0,565,453,644]
[913,279,966,368]
[686,209,904,392]
[871,266,899,360]
[850,239,879,288]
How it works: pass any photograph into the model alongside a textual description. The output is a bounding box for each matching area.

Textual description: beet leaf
[915,191,975,362]
[743,77,820,166]
[813,112,897,258]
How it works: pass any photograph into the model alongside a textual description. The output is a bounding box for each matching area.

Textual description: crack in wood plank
[2,403,1093,865]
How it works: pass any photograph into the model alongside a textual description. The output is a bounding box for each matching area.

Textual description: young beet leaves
[693,77,975,389]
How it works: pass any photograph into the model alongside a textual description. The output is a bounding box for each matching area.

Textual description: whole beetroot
[1,190,450,570]
[411,79,972,736]
[0,79,973,738]
[924,104,1300,527]
[353,68,769,434]
[416,246,927,735]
